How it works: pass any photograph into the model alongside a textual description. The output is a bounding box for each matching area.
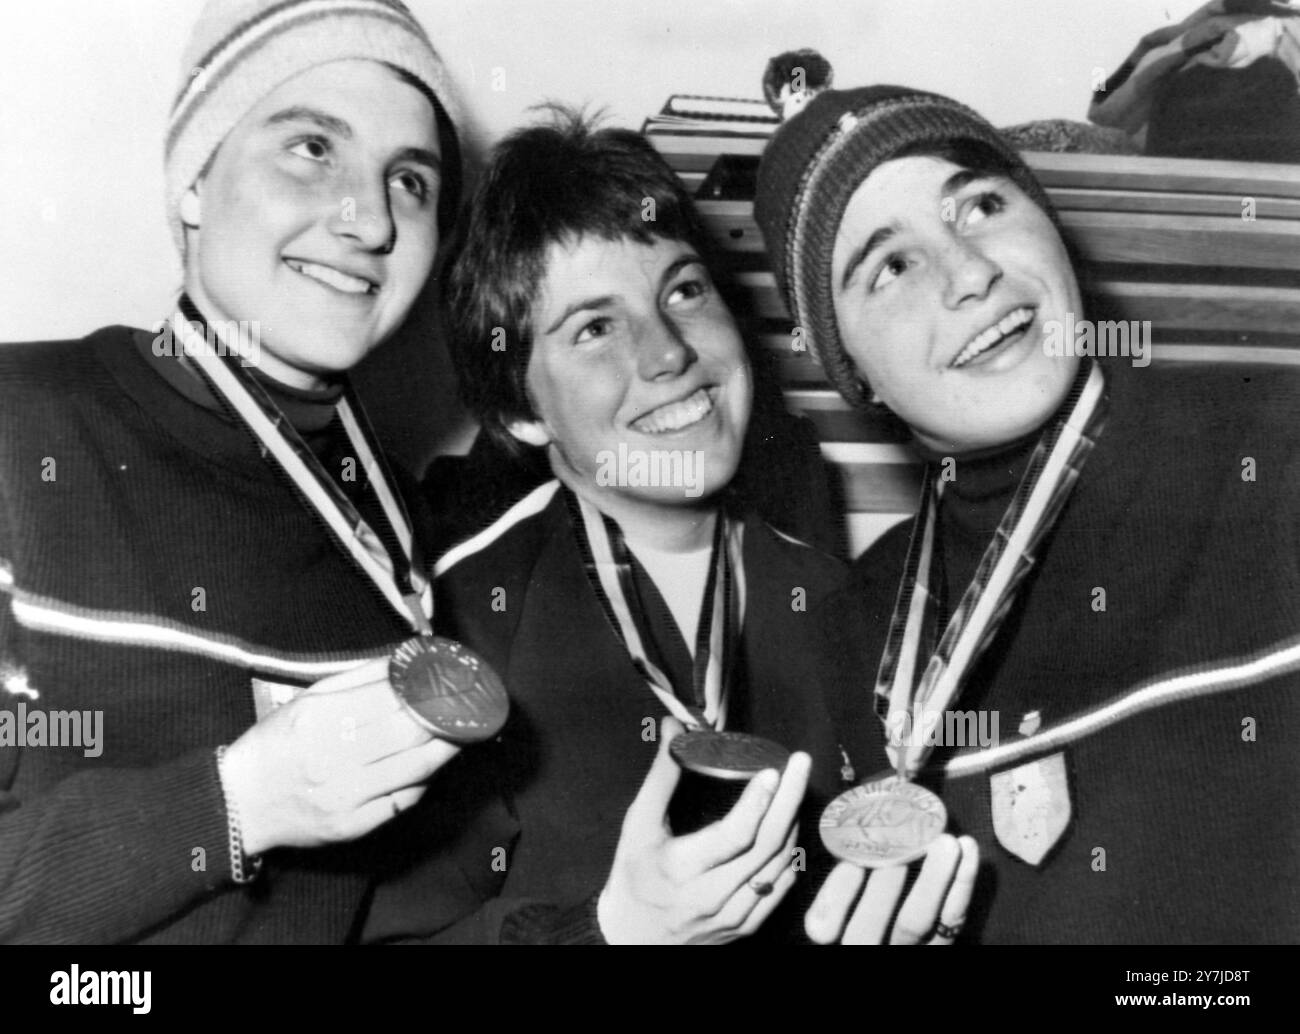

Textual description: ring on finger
[747,878,775,897]
[933,918,965,940]
[390,794,403,818]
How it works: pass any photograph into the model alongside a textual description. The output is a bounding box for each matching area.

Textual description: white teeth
[951,307,1035,368]
[633,388,714,434]
[286,259,374,295]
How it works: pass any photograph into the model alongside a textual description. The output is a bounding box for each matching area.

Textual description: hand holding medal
[809,770,976,944]
[597,718,810,945]
[388,636,509,744]
[807,831,979,944]
[220,636,507,857]
[668,728,792,835]
[173,311,510,856]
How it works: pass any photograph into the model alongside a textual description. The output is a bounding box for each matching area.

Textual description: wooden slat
[652,139,1300,199]
[1022,152,1300,200]
[1083,281,1300,337]
[1146,344,1300,366]
[1047,188,1300,220]
[695,185,1300,220]
[676,171,706,193]
[1059,211,1300,271]
[699,201,1300,271]
[818,442,924,513]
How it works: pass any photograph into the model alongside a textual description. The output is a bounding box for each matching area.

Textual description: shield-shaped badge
[990,751,1072,865]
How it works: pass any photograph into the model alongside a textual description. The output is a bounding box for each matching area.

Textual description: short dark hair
[444,105,719,454]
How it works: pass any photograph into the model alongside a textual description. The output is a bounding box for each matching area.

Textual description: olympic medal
[669,730,790,781]
[820,775,947,868]
[388,636,509,744]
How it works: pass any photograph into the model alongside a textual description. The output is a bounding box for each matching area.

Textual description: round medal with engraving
[388,636,509,744]
[670,730,790,781]
[820,775,948,868]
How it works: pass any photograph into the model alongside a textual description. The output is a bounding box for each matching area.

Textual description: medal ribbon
[875,362,1108,777]
[169,310,433,636]
[566,489,746,730]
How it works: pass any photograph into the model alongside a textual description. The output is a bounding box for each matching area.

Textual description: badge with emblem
[989,751,1072,865]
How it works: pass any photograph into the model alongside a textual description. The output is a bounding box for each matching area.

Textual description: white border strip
[12,596,377,681]
[945,635,1300,778]
[433,480,561,578]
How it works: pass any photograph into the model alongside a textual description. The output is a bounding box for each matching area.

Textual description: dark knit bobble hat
[754,80,1055,408]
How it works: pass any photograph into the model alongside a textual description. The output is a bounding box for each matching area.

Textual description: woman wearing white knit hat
[0,0,508,944]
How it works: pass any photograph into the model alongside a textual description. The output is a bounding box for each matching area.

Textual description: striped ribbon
[566,488,745,731]
[169,309,432,636]
[874,362,1109,777]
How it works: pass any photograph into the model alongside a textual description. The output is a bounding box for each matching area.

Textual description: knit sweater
[822,359,1300,943]
[0,325,507,943]
[363,482,849,943]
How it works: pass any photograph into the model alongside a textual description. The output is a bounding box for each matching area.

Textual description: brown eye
[575,316,614,345]
[391,169,430,202]
[965,191,1006,228]
[871,254,910,292]
[289,136,330,162]
[667,278,707,305]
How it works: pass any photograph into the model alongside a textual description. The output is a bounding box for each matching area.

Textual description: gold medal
[669,729,790,781]
[388,636,509,744]
[820,774,947,868]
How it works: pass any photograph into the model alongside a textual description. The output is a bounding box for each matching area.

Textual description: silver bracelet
[215,744,264,885]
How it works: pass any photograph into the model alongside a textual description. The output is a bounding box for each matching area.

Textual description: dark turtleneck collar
[137,296,345,437]
[909,362,1100,624]
[912,430,1039,538]
[910,360,1097,535]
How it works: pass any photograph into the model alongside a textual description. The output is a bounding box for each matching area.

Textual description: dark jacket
[366,481,850,943]
[0,326,505,943]
[823,360,1300,943]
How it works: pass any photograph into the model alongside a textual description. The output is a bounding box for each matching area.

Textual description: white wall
[0,0,1204,342]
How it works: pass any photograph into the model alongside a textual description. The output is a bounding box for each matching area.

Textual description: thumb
[621,716,686,840]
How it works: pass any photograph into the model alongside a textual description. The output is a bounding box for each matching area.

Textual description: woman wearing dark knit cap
[755,60,1299,943]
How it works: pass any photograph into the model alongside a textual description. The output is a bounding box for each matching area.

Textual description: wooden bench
[649,134,1300,554]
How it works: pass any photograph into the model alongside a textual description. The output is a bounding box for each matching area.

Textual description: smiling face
[831,155,1082,455]
[183,59,442,390]
[510,234,752,527]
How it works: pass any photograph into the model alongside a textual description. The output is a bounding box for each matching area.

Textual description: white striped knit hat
[165,0,462,254]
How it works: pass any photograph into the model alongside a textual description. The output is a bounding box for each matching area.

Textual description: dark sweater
[823,360,1300,943]
[0,325,506,943]
[364,483,849,943]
